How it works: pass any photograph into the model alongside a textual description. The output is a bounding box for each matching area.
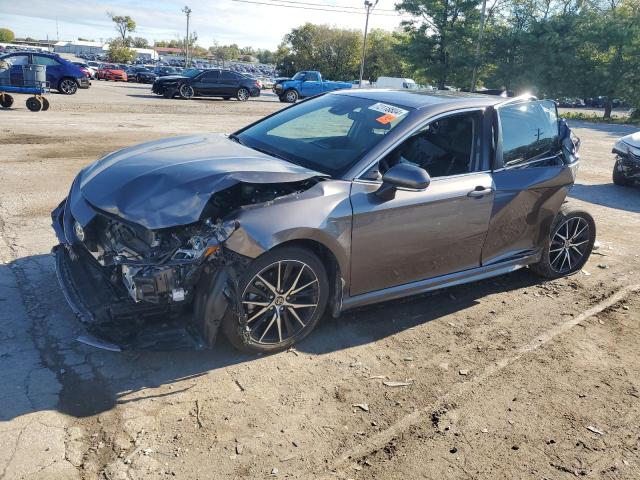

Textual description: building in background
[54,40,107,56]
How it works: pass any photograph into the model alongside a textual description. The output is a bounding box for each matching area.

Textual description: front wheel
[530,206,596,279]
[179,83,194,99]
[58,78,78,95]
[613,160,632,186]
[221,246,329,354]
[283,89,298,103]
[236,87,250,101]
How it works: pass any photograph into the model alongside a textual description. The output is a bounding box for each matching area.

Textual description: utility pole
[358,0,378,88]
[470,0,487,92]
[182,6,192,68]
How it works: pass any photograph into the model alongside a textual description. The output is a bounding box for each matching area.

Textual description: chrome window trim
[354,107,487,181]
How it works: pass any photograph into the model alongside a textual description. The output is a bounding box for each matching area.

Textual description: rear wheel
[26,96,42,112]
[530,206,596,279]
[612,160,632,186]
[0,94,14,108]
[58,78,78,95]
[41,97,50,111]
[236,87,250,101]
[221,246,329,354]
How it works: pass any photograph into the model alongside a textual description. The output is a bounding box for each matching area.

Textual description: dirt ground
[0,81,639,480]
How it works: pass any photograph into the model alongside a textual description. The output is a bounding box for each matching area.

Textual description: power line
[261,0,397,12]
[230,0,402,16]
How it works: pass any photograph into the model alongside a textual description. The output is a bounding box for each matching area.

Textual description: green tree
[129,36,150,48]
[0,28,15,42]
[107,39,136,63]
[275,23,361,79]
[397,0,481,88]
[362,29,410,82]
[108,13,136,45]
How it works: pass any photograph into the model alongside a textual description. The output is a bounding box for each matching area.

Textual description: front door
[299,71,322,97]
[349,110,495,296]
[194,70,220,95]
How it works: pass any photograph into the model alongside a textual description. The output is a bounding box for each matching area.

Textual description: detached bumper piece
[53,245,205,351]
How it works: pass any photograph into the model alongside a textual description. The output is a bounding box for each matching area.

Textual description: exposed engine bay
[52,177,323,350]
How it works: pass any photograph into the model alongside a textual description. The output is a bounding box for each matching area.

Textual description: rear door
[218,71,240,96]
[481,99,575,265]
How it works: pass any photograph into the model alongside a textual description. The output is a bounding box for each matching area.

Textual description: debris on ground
[586,425,605,435]
[459,369,469,376]
[352,403,370,412]
[382,380,412,387]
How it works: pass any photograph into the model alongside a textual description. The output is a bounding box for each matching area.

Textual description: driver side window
[367,111,481,180]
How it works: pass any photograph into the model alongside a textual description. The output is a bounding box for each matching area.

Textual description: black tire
[612,160,632,186]
[0,94,14,108]
[58,78,78,95]
[221,246,329,354]
[283,89,298,103]
[223,96,231,100]
[26,96,42,112]
[41,97,50,111]
[178,83,194,99]
[163,90,174,99]
[278,95,286,103]
[530,205,596,279]
[236,87,250,101]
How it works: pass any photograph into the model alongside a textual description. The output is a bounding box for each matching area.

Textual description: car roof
[335,88,517,111]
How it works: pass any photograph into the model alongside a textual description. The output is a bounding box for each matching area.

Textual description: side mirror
[376,163,431,200]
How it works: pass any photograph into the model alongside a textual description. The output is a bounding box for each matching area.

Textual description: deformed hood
[621,131,640,149]
[78,134,324,229]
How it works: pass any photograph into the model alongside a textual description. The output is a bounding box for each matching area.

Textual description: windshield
[292,72,306,81]
[237,93,412,176]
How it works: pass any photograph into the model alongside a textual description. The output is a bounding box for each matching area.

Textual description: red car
[96,64,128,82]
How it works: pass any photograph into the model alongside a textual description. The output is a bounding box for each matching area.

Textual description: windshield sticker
[368,102,409,118]
[376,113,397,124]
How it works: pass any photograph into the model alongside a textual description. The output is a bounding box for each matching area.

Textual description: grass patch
[560,111,640,125]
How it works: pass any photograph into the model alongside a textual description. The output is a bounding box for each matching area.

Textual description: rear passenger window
[499,100,559,167]
[220,71,238,80]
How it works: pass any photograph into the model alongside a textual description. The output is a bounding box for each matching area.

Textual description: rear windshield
[237,94,412,176]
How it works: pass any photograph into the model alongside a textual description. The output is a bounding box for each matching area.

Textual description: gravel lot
[1,81,639,480]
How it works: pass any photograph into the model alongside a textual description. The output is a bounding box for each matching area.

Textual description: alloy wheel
[241,260,320,345]
[237,88,249,101]
[59,79,78,95]
[179,84,194,99]
[549,217,590,274]
[285,90,297,102]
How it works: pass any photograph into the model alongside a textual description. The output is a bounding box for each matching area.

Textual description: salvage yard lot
[0,81,639,479]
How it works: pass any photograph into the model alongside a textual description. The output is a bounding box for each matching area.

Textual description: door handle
[467,187,494,198]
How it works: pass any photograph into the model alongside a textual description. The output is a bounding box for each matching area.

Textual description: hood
[620,131,640,149]
[156,74,187,82]
[78,134,325,229]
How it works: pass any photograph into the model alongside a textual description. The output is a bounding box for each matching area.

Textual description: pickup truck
[273,70,352,103]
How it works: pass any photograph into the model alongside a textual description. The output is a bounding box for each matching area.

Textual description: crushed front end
[51,177,238,351]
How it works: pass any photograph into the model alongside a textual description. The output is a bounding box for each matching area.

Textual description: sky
[0,0,411,50]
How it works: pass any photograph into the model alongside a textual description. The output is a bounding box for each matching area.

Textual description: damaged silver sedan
[52,90,595,353]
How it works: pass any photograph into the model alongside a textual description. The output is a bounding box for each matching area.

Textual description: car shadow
[0,253,541,422]
[570,182,640,213]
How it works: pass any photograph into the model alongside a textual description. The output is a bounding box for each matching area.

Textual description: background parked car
[72,62,96,79]
[126,66,157,83]
[152,69,261,101]
[154,66,181,77]
[0,51,89,94]
[612,131,640,186]
[96,64,127,82]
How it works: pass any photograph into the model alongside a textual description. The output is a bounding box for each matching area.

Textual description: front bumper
[53,244,205,350]
[614,153,640,180]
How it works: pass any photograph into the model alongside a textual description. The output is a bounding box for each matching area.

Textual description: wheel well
[274,239,343,317]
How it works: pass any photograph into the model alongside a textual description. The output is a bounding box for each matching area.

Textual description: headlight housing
[614,140,640,158]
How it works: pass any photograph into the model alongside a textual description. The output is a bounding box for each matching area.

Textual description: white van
[375,77,418,89]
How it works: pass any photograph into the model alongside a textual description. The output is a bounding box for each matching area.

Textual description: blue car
[0,51,90,95]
